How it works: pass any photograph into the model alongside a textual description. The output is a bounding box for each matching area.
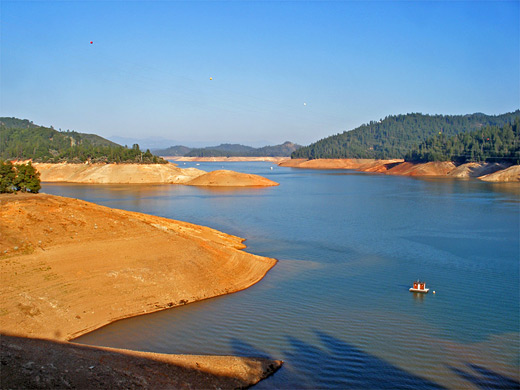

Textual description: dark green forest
[0,118,167,164]
[0,160,41,193]
[292,111,520,160]
[405,119,520,164]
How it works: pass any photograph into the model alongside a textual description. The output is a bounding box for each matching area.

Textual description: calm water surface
[44,162,520,389]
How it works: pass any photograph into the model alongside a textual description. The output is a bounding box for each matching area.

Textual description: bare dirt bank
[186,170,279,187]
[33,162,202,184]
[32,162,279,187]
[167,156,290,163]
[384,161,456,176]
[279,158,403,170]
[0,193,280,388]
[1,334,281,389]
[279,159,519,182]
[479,165,520,182]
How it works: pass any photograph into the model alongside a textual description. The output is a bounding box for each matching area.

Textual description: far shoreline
[165,156,290,163]
[277,158,520,182]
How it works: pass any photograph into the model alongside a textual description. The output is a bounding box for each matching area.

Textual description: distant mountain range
[292,111,520,160]
[154,141,302,157]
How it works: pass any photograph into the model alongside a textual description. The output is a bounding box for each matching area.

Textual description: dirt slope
[33,163,203,184]
[1,334,281,389]
[0,193,280,388]
[0,193,277,340]
[448,162,511,178]
[479,165,520,182]
[31,162,279,186]
[384,161,456,176]
[279,159,520,182]
[186,170,279,187]
[278,158,403,170]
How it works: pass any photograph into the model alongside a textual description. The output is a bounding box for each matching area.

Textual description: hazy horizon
[2,1,518,146]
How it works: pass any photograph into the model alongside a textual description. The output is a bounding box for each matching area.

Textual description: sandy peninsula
[31,162,279,187]
[279,159,520,182]
[186,170,279,187]
[0,193,281,388]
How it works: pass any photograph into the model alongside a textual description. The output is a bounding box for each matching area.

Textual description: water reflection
[412,292,427,303]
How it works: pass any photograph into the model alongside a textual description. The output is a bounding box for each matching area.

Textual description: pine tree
[14,162,41,193]
[0,160,16,193]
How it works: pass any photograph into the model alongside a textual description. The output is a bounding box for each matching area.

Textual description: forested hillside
[154,145,193,156]
[0,117,167,164]
[292,111,520,159]
[405,119,519,164]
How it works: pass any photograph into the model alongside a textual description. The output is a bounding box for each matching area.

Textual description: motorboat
[409,280,429,293]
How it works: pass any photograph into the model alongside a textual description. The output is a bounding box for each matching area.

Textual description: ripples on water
[45,162,520,389]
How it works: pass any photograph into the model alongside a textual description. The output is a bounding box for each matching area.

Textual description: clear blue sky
[1,0,519,146]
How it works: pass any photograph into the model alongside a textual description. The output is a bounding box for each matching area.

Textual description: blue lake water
[43,162,520,389]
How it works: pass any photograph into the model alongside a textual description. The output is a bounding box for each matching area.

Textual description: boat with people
[409,280,430,293]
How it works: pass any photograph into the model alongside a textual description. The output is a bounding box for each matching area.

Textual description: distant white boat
[409,280,429,293]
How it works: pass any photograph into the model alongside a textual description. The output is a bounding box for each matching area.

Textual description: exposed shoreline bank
[0,193,281,388]
[278,159,520,182]
[30,162,279,187]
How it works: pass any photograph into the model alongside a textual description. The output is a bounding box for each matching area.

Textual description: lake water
[43,162,520,389]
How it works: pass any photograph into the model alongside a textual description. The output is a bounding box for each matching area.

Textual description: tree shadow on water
[448,363,520,389]
[230,338,273,360]
[231,331,445,389]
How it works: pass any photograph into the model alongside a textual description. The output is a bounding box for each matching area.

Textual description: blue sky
[1,0,519,147]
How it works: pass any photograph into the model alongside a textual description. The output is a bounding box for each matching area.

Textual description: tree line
[0,118,167,164]
[404,119,520,164]
[292,111,520,160]
[169,142,301,158]
[0,160,41,193]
